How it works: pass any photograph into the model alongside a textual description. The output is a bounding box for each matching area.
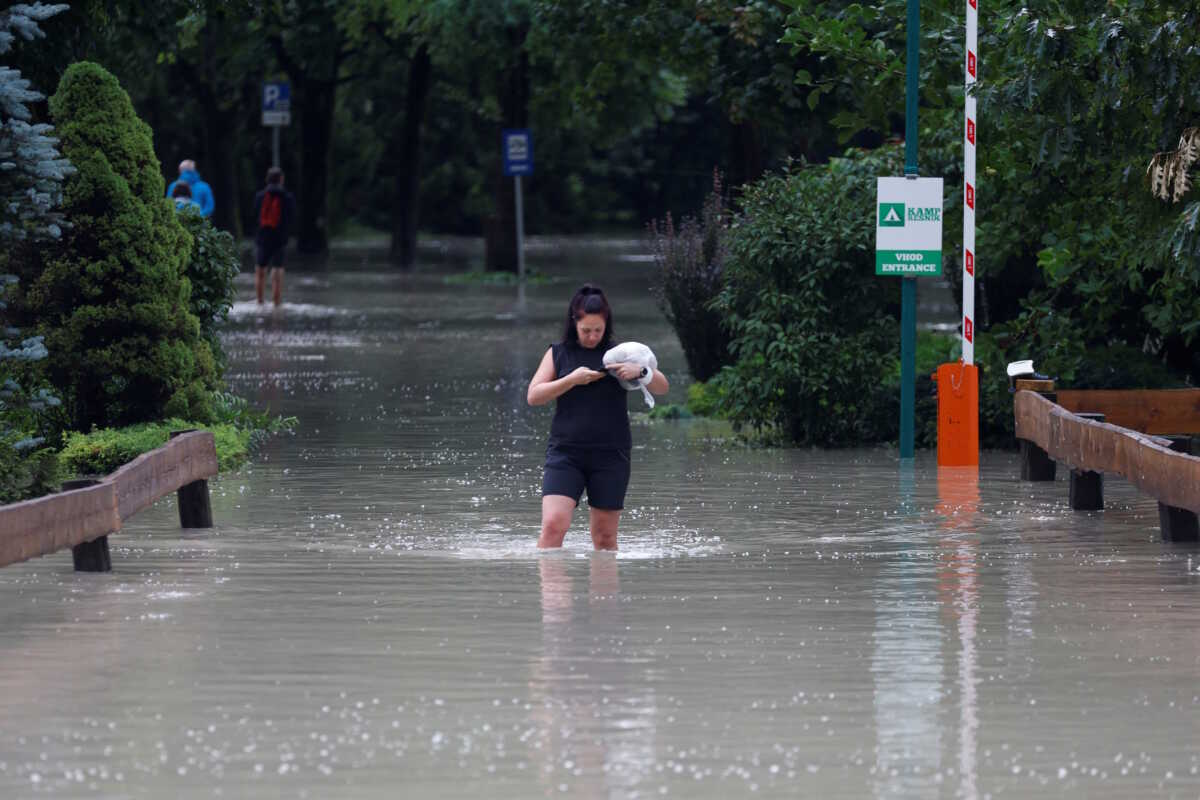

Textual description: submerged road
[1,237,1197,798]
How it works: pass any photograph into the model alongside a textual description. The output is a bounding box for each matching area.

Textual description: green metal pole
[900,0,919,459]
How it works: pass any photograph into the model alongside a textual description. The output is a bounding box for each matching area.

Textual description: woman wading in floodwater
[527,285,669,550]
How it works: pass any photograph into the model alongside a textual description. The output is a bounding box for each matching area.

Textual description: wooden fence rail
[0,430,218,571]
[1014,390,1200,540]
[1055,388,1200,435]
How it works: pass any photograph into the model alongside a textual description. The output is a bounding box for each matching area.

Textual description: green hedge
[57,420,252,477]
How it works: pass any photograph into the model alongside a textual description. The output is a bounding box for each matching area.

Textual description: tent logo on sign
[879,203,905,227]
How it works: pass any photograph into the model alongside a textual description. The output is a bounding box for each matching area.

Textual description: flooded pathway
[1,238,1198,798]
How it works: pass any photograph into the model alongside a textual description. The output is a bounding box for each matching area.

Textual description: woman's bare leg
[589,508,620,551]
[538,495,576,548]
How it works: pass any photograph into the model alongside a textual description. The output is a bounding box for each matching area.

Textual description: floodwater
[1,237,1198,799]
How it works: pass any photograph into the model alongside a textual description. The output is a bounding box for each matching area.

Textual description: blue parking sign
[262,82,291,126]
[503,129,533,176]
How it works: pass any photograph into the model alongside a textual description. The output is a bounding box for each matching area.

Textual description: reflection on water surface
[1,240,1198,798]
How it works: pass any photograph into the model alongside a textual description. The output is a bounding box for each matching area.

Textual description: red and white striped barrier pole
[936,0,981,466]
[963,0,977,365]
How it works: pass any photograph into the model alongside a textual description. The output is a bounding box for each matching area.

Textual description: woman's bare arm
[527,348,606,406]
[608,360,670,396]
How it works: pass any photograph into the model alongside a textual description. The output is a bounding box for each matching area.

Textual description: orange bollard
[933,361,979,466]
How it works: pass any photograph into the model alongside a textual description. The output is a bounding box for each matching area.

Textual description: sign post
[502,129,533,286]
[262,81,291,168]
[900,0,921,460]
[877,176,945,461]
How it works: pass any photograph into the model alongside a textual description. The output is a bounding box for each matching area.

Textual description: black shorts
[255,233,286,267]
[542,445,631,510]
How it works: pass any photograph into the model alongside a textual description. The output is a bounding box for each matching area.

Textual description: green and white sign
[875,177,943,276]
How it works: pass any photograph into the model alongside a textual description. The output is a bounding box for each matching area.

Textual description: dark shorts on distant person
[255,231,286,267]
[542,444,631,510]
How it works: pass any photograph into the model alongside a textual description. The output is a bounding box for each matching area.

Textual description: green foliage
[642,380,731,421]
[10,61,217,433]
[0,3,73,243]
[782,0,1200,387]
[710,147,905,445]
[646,403,693,420]
[649,171,732,382]
[58,419,251,477]
[56,392,297,479]
[685,380,726,418]
[0,430,62,503]
[176,208,240,373]
[0,3,70,502]
[208,391,298,447]
[443,268,557,286]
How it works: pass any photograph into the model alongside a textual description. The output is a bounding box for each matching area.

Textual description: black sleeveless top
[548,341,632,450]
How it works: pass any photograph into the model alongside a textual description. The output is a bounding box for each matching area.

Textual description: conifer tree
[12,61,216,430]
[0,3,71,501]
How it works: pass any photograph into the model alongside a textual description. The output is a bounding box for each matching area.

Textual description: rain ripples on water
[2,239,1198,798]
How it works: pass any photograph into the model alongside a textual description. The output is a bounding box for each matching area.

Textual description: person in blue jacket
[165,159,214,217]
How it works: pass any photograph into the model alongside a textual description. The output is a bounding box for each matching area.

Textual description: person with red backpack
[253,167,297,306]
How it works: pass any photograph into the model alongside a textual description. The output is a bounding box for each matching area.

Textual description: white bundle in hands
[602,341,657,408]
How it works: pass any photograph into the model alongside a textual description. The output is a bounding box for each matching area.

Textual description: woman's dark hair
[171,182,192,198]
[561,284,614,348]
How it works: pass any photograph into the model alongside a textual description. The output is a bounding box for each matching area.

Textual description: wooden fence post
[1020,439,1056,482]
[1159,437,1199,542]
[1017,386,1057,482]
[63,478,112,572]
[1069,413,1105,511]
[169,430,213,529]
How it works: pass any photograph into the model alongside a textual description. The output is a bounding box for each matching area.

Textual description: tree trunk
[389,43,432,269]
[196,11,241,235]
[731,119,765,187]
[198,109,240,235]
[296,75,336,254]
[485,29,529,273]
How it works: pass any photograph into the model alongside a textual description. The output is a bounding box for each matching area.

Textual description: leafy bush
[57,391,298,478]
[58,419,252,477]
[646,403,693,420]
[649,170,732,382]
[8,61,216,433]
[684,380,726,418]
[710,148,904,445]
[209,391,298,445]
[176,208,240,374]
